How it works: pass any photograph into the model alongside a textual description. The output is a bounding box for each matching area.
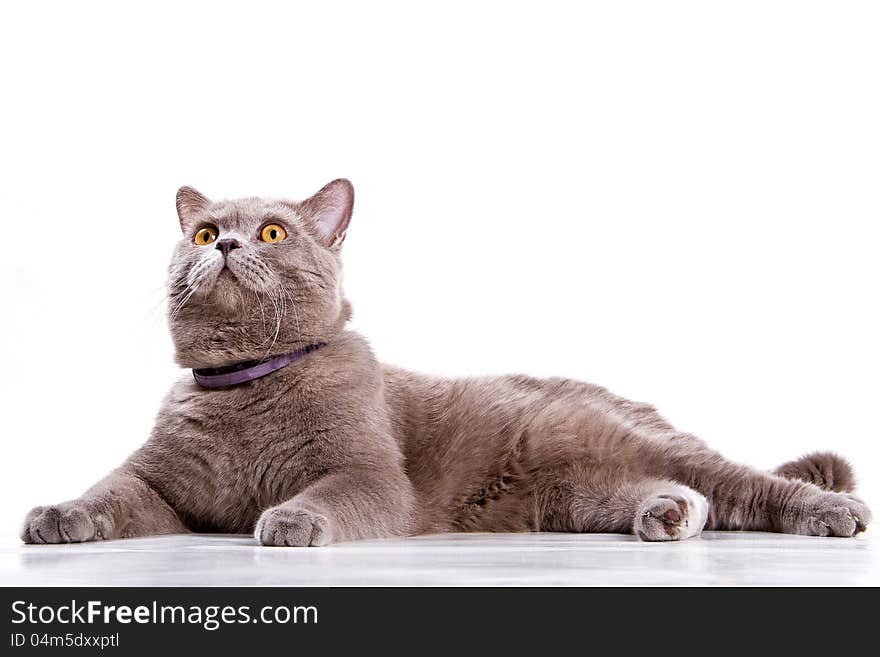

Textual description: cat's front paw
[634,487,708,542]
[255,506,332,547]
[789,491,871,537]
[21,502,112,544]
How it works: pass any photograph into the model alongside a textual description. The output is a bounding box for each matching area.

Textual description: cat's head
[167,179,354,368]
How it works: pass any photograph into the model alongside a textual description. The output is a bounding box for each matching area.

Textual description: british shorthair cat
[22,180,870,546]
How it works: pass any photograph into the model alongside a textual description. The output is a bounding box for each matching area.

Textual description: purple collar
[192,343,325,389]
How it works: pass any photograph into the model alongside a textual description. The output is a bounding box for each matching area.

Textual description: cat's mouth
[180,250,277,309]
[212,266,245,294]
[213,258,272,298]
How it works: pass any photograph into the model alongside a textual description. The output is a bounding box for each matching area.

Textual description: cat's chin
[207,270,250,310]
[215,268,237,285]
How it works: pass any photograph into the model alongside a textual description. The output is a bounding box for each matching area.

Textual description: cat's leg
[663,445,872,536]
[708,468,870,536]
[255,466,414,547]
[535,466,709,541]
[21,467,188,544]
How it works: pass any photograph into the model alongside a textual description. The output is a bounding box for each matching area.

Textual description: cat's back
[380,366,679,502]
[382,365,676,448]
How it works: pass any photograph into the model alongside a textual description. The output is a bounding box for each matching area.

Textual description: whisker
[169,284,199,321]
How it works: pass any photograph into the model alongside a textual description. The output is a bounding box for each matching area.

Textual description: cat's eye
[194,225,218,246]
[260,223,287,243]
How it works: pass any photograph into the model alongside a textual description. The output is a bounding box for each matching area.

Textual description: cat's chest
[145,381,324,529]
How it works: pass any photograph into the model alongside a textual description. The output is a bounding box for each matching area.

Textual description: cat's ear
[298,179,354,248]
[176,186,210,232]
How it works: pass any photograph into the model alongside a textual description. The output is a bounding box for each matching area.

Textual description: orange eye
[260,223,287,243]
[194,225,218,246]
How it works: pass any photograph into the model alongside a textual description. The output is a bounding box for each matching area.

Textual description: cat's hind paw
[791,492,871,537]
[634,486,708,542]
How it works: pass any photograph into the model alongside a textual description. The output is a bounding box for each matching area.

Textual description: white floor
[1,531,877,586]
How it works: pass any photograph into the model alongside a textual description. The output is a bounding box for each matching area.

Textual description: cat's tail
[773,451,856,493]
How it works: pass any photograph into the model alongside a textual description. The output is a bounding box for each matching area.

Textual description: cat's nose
[215,238,241,257]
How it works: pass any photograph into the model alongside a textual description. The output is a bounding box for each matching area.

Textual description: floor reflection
[3,531,876,586]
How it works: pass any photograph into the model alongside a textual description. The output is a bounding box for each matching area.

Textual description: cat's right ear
[176,186,210,233]
[298,179,355,249]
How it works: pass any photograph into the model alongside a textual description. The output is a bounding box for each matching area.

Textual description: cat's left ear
[176,186,210,233]
[299,179,354,248]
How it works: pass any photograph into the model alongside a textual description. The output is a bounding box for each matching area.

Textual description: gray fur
[774,452,856,493]
[21,180,872,545]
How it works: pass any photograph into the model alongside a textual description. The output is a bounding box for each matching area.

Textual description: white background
[1,1,878,542]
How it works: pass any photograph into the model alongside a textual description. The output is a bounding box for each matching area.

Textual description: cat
[21,180,871,546]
